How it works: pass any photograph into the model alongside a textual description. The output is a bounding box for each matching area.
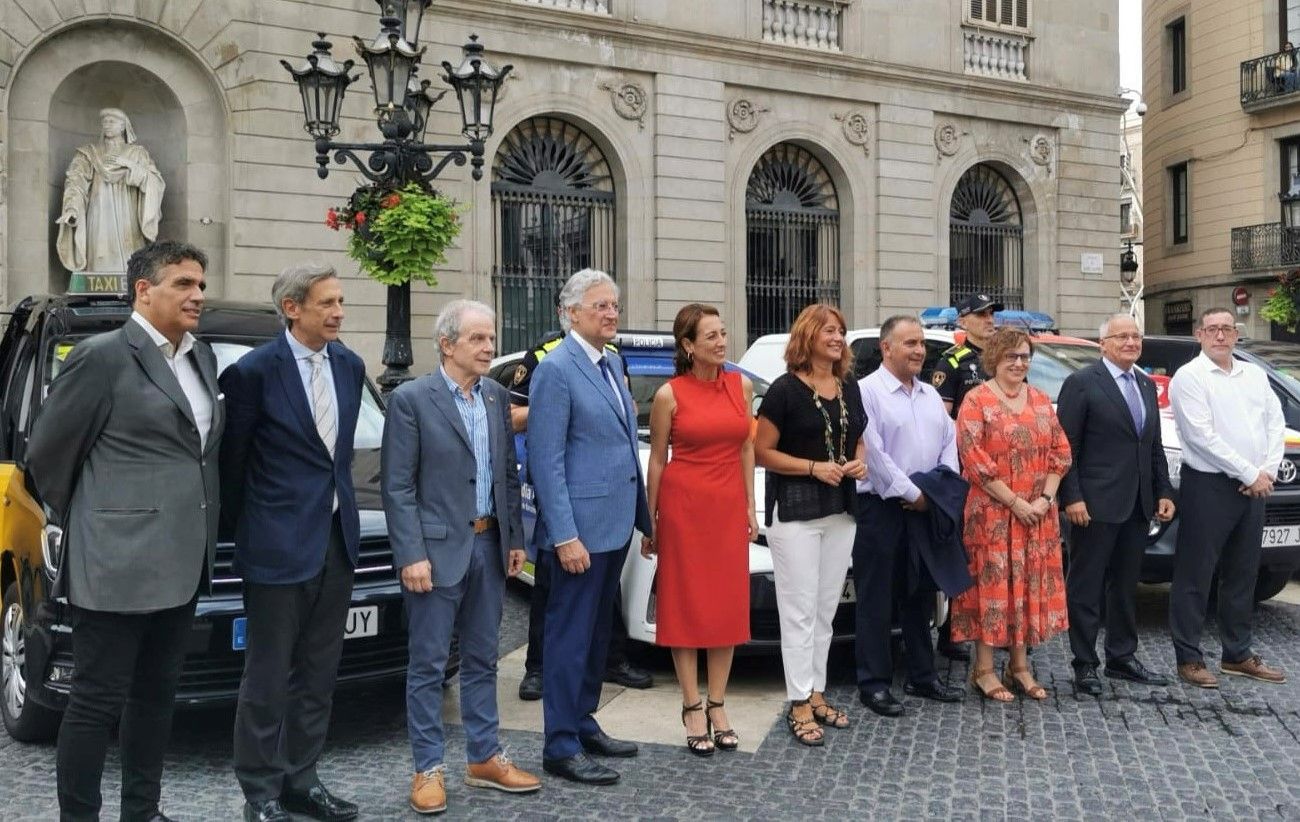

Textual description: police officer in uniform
[507,304,653,700]
[928,293,1002,661]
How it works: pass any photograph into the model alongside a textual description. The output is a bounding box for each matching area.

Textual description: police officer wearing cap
[928,293,1002,661]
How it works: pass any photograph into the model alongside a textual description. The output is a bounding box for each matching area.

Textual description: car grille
[212,536,395,595]
[1264,502,1300,527]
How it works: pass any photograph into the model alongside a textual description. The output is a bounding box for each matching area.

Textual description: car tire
[2,581,62,743]
[1254,568,1293,603]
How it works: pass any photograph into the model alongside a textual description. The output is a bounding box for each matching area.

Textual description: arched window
[492,117,615,352]
[949,163,1024,309]
[745,143,840,344]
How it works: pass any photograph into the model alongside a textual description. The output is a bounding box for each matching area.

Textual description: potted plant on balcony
[326,181,460,287]
[1261,268,1300,331]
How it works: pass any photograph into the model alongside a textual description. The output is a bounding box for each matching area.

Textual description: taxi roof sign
[67,272,128,296]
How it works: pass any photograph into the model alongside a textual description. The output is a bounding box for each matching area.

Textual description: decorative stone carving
[55,108,165,274]
[934,122,963,156]
[726,98,770,139]
[599,79,648,129]
[833,110,870,156]
[1029,133,1054,166]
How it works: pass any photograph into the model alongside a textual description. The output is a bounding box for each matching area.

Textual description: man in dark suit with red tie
[1056,313,1176,696]
[220,263,367,822]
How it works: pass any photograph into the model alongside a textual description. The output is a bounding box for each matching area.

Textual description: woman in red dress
[950,327,1071,702]
[643,303,755,756]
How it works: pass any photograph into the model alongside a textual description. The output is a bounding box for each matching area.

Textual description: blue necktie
[598,356,622,406]
[1121,372,1145,433]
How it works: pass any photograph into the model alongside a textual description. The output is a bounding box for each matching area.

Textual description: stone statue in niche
[55,108,165,273]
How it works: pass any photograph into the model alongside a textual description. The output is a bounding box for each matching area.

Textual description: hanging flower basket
[326,181,461,287]
[1260,268,1300,331]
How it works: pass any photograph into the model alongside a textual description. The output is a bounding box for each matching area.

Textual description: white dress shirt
[1169,351,1285,484]
[856,366,958,502]
[284,329,338,425]
[571,332,623,402]
[131,312,213,449]
[1101,355,1145,431]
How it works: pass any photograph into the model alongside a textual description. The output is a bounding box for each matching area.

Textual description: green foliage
[326,182,461,287]
[1260,269,1300,331]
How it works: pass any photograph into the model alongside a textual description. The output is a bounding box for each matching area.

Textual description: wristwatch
[1040,493,1055,505]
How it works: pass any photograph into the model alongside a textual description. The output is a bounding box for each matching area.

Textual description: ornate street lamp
[282,7,512,392]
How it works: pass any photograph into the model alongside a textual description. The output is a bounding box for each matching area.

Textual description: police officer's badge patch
[931,371,946,387]
[509,364,528,387]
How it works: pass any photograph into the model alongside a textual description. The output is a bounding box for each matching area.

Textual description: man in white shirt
[1168,308,1287,688]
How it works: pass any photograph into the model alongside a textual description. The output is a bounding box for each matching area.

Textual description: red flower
[325,208,340,230]
[354,211,367,225]
[381,194,401,208]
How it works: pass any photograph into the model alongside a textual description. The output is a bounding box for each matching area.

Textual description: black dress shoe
[603,660,653,689]
[1105,657,1171,687]
[1074,667,1103,696]
[904,679,965,703]
[244,800,291,822]
[858,689,905,717]
[937,640,971,662]
[281,782,358,822]
[579,729,639,757]
[519,669,543,701]
[542,752,620,785]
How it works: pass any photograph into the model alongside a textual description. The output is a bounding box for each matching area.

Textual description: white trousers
[766,510,856,700]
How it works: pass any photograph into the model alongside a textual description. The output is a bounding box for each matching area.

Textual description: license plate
[231,605,379,651]
[1261,525,1300,548]
[840,579,856,604]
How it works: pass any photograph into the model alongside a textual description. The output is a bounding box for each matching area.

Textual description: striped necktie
[309,352,337,456]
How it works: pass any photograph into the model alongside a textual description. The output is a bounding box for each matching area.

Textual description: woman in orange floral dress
[950,327,1071,702]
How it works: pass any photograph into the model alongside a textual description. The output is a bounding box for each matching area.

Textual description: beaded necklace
[810,379,849,465]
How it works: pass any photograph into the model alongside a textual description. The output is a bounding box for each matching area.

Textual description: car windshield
[1241,342,1300,398]
[629,369,769,429]
[1028,341,1101,403]
[49,338,386,449]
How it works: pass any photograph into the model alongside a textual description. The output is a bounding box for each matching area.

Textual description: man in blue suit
[528,269,652,785]
[220,263,366,822]
[382,300,540,814]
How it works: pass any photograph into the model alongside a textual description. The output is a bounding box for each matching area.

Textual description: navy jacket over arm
[908,465,975,598]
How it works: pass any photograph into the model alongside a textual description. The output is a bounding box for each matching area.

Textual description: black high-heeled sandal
[682,701,715,757]
[786,700,824,747]
[706,698,739,751]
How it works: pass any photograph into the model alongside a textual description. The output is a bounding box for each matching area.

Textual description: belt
[472,516,498,534]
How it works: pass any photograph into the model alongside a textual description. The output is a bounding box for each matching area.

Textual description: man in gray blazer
[381,300,539,816]
[27,240,222,822]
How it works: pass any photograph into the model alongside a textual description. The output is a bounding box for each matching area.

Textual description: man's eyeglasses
[1200,324,1238,337]
[1002,353,1033,363]
[1102,333,1143,342]
[577,301,621,314]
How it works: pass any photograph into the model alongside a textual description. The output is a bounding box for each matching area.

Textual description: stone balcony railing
[515,0,610,14]
[1231,222,1300,273]
[762,0,848,52]
[962,26,1029,81]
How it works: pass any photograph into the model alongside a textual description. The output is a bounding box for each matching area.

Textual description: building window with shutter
[1168,17,1188,95]
[966,0,1030,31]
[1121,201,1133,235]
[1169,162,1189,245]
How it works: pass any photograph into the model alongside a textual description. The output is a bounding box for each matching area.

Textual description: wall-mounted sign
[1080,253,1104,276]
[1164,299,1193,325]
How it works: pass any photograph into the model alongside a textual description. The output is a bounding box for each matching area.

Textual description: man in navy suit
[220,263,366,822]
[528,269,652,785]
[1056,313,1176,696]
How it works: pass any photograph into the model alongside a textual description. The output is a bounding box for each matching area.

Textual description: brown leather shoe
[409,768,447,815]
[1221,655,1287,684]
[1177,662,1219,689]
[465,753,541,794]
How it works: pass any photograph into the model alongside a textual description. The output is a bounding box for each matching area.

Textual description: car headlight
[42,523,64,581]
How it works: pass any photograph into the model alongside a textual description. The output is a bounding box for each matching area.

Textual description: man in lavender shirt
[852,315,965,717]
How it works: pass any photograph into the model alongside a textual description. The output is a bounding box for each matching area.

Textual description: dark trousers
[1067,499,1149,670]
[852,493,937,694]
[56,595,198,822]
[541,544,627,760]
[233,522,354,802]
[1169,468,1265,666]
[524,547,630,674]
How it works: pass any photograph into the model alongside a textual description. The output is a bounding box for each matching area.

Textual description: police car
[489,331,870,650]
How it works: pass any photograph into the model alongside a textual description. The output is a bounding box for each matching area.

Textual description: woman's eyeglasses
[1002,353,1032,363]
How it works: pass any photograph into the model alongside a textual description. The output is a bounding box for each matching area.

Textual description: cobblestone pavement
[4,584,1300,821]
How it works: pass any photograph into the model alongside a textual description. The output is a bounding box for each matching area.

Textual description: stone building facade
[0,0,1124,371]
[1142,0,1300,336]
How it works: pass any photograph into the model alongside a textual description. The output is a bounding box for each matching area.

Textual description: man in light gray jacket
[27,240,222,822]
